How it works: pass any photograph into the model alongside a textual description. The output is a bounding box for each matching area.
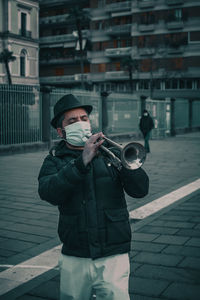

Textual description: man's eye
[68,119,77,124]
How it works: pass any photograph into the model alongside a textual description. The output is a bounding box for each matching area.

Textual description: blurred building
[39,0,200,100]
[0,0,39,85]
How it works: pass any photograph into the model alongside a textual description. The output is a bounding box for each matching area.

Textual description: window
[165,80,171,89]
[189,31,200,43]
[21,13,27,36]
[55,68,64,76]
[99,63,106,72]
[180,79,185,89]
[175,9,182,21]
[186,79,192,89]
[20,50,26,77]
[172,79,178,89]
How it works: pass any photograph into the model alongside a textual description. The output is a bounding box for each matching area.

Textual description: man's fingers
[88,132,104,144]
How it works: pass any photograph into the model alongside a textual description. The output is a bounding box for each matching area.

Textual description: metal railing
[0,84,199,147]
[0,85,41,145]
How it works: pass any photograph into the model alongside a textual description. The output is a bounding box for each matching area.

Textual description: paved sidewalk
[4,190,199,300]
[0,132,200,299]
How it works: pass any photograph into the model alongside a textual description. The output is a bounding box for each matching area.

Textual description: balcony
[40,73,90,85]
[40,30,90,45]
[74,73,89,82]
[40,34,76,45]
[107,24,132,35]
[166,20,184,30]
[165,0,184,5]
[105,1,131,12]
[40,13,69,25]
[105,47,131,57]
[105,71,128,80]
[19,30,32,38]
[40,75,75,84]
[138,23,155,32]
[139,47,155,56]
[167,44,184,54]
[40,57,75,65]
[138,0,155,9]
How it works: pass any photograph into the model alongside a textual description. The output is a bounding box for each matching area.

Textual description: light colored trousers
[59,253,130,300]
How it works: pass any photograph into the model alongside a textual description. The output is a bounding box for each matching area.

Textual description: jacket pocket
[58,214,79,249]
[105,208,131,246]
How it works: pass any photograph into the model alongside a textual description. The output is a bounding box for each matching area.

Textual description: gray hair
[56,114,65,129]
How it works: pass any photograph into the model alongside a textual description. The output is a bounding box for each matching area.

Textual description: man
[38,94,149,300]
[139,109,154,153]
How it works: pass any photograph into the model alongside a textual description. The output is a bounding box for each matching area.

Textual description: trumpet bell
[121,142,146,170]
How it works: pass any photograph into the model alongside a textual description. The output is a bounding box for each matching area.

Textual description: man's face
[62,108,90,127]
[57,107,90,141]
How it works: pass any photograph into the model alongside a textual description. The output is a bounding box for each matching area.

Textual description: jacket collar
[50,140,82,157]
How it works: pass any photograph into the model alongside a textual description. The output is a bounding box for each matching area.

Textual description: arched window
[20,50,26,77]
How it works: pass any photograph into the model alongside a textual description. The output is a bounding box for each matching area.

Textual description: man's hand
[82,132,105,166]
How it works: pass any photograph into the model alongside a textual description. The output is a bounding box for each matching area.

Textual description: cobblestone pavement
[0,132,200,299]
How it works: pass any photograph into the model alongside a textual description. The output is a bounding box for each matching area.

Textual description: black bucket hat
[51,94,93,128]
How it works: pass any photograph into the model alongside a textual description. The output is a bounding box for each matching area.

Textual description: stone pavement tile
[0,247,17,258]
[130,295,160,300]
[177,228,200,238]
[16,295,47,300]
[132,232,159,242]
[16,278,59,300]
[0,229,30,239]
[137,225,179,235]
[130,250,139,259]
[0,229,50,244]
[8,211,51,220]
[130,262,142,274]
[149,220,195,229]
[5,223,57,238]
[19,219,58,229]
[21,237,60,257]
[0,215,57,230]
[129,276,169,298]
[162,282,200,300]
[163,245,200,258]
[185,237,200,247]
[133,251,183,267]
[131,241,166,253]
[191,216,200,223]
[0,253,33,266]
[179,257,200,270]
[0,239,37,252]
[0,207,14,215]
[169,209,200,217]
[8,232,50,244]
[153,234,190,245]
[0,220,16,228]
[159,214,192,222]
[134,264,200,284]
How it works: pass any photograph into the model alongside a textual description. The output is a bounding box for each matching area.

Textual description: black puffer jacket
[38,140,149,259]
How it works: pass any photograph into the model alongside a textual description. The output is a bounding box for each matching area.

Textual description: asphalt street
[0,131,200,299]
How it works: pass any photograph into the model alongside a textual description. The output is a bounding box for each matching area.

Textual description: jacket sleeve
[119,166,149,198]
[38,154,90,206]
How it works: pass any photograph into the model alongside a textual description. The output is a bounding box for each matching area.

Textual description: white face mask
[64,121,92,147]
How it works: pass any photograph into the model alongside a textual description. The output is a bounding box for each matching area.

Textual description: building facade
[0,0,39,85]
[39,0,200,100]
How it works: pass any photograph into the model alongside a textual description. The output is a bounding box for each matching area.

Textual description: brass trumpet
[100,136,146,170]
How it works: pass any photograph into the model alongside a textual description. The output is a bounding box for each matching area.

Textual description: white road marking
[0,245,61,296]
[0,178,199,296]
[129,178,200,220]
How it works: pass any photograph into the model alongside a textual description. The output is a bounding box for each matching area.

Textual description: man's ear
[57,128,63,138]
